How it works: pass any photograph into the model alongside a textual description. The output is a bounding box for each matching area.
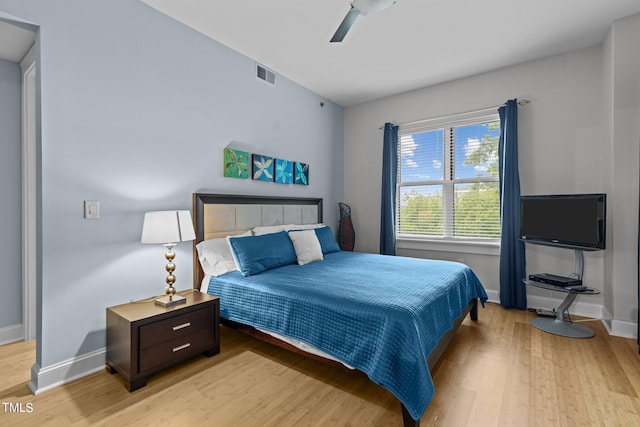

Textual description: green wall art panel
[224,148,249,179]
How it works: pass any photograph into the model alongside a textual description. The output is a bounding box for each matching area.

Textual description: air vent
[256,63,276,86]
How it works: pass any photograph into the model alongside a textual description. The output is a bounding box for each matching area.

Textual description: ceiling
[0,20,35,63]
[4,2,639,106]
[140,0,640,107]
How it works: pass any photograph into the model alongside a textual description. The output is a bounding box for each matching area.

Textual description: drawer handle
[172,322,191,331]
[172,343,191,353]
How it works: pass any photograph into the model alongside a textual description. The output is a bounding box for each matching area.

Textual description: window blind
[398,112,501,241]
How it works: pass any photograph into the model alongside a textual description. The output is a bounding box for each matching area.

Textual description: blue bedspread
[206,251,487,420]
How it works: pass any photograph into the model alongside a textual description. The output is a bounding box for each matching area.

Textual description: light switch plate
[84,200,100,219]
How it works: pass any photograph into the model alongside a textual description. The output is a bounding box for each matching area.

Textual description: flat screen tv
[520,193,606,250]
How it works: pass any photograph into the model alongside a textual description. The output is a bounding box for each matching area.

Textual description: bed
[192,193,488,426]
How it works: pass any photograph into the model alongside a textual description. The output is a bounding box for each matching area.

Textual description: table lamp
[141,210,196,307]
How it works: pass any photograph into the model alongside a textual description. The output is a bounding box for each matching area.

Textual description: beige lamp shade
[141,210,196,245]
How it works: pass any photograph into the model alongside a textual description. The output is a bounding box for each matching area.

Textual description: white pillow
[291,223,324,230]
[253,223,324,236]
[253,224,294,236]
[196,231,251,276]
[288,229,323,266]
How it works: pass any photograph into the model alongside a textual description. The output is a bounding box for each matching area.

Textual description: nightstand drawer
[139,307,214,349]
[139,329,215,372]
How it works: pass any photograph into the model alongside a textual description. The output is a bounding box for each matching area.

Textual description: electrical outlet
[84,200,100,219]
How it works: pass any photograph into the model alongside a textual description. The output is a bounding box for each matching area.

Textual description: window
[398,111,501,243]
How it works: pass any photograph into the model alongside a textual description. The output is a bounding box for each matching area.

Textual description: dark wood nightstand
[106,289,220,391]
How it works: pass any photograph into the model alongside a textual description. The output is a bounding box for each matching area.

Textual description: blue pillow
[314,226,341,254]
[228,231,297,276]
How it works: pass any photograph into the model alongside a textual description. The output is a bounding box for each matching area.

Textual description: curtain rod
[379,99,530,129]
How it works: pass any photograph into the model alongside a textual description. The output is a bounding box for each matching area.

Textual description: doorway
[0,16,38,345]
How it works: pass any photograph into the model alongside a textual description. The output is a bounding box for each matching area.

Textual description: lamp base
[154,294,187,307]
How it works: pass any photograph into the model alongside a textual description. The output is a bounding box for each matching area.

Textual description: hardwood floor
[1,303,638,426]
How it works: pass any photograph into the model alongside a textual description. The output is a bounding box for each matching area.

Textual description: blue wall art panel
[252,154,274,181]
[294,161,309,185]
[275,158,293,184]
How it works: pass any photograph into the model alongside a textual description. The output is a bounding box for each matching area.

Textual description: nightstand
[106,289,220,391]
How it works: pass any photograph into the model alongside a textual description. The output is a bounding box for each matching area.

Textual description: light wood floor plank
[0,303,638,426]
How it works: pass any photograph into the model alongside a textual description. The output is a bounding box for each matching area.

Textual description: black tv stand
[525,249,600,338]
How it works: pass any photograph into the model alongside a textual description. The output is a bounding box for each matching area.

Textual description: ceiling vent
[256,63,276,86]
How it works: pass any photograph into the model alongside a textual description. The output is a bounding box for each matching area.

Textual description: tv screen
[520,194,606,250]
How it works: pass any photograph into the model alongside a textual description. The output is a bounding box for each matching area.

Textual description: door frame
[20,44,36,341]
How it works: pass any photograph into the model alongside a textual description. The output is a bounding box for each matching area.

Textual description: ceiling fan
[330,0,397,43]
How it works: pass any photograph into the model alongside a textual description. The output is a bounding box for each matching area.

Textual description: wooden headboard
[192,193,323,289]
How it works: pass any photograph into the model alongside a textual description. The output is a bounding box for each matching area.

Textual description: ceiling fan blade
[330,7,361,43]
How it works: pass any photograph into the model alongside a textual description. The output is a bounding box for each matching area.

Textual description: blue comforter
[206,251,487,420]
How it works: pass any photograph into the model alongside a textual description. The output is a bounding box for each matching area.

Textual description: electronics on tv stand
[528,272,582,287]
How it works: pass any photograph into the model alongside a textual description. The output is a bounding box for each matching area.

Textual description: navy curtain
[498,100,527,309]
[380,123,399,255]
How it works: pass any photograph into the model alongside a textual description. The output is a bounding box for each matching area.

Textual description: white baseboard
[526,293,603,320]
[28,347,106,395]
[483,289,638,340]
[484,289,500,304]
[601,306,638,339]
[0,323,24,346]
[607,319,638,339]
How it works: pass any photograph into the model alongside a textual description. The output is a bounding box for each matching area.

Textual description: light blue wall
[0,0,344,367]
[0,58,22,329]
